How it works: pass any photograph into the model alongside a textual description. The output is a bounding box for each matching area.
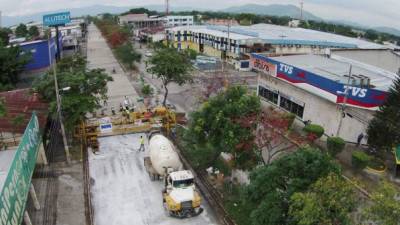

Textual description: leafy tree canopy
[363,182,400,225]
[183,86,261,170]
[367,74,400,152]
[28,26,40,38]
[121,8,158,16]
[0,28,12,46]
[0,98,6,117]
[289,173,356,225]
[147,47,193,106]
[114,43,141,70]
[0,45,31,91]
[15,23,28,37]
[33,55,113,129]
[244,148,340,225]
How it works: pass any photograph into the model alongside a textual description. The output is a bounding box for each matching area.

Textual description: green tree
[28,26,40,38]
[33,56,113,129]
[15,23,28,37]
[147,47,193,106]
[363,182,400,225]
[243,148,340,225]
[289,173,356,225]
[141,84,153,97]
[0,98,6,117]
[0,45,31,91]
[121,8,158,16]
[0,28,12,46]
[11,114,25,144]
[183,86,261,170]
[365,29,379,41]
[367,74,400,153]
[114,43,141,70]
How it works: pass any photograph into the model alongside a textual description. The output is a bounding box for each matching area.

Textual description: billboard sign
[43,11,71,26]
[251,56,277,77]
[251,53,387,109]
[0,113,41,225]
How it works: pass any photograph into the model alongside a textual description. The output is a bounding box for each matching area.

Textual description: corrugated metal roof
[249,24,385,49]
[0,89,48,134]
[170,24,387,49]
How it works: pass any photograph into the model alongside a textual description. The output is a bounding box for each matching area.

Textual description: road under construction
[83,23,221,225]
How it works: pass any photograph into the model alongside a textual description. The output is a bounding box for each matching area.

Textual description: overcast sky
[1,0,399,29]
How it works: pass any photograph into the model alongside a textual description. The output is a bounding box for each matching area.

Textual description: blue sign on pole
[43,11,71,26]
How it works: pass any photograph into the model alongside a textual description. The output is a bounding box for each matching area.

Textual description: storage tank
[149,134,183,176]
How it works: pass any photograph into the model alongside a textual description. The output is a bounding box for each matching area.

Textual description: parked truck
[144,134,203,218]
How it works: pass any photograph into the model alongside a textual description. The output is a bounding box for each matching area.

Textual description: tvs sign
[43,12,71,27]
[251,57,277,77]
[251,53,388,109]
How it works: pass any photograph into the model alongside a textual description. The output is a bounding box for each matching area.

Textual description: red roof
[0,89,48,134]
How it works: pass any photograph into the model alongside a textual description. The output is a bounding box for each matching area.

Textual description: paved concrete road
[87,23,143,115]
[86,23,220,225]
[133,42,258,113]
[89,134,219,225]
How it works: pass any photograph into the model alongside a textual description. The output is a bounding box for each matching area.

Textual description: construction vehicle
[144,134,203,218]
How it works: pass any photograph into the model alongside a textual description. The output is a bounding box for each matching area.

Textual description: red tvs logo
[252,58,276,76]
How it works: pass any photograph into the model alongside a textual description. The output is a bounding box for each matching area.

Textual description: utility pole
[47,33,71,164]
[222,19,231,88]
[300,0,304,21]
[165,0,170,16]
[336,64,352,137]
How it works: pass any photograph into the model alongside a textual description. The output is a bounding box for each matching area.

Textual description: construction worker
[138,136,145,152]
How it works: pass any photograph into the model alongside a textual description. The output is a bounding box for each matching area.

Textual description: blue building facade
[19,36,62,71]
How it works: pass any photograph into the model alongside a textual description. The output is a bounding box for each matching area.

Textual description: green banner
[0,113,41,225]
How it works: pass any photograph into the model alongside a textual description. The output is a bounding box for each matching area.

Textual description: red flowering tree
[255,111,297,164]
[108,32,128,48]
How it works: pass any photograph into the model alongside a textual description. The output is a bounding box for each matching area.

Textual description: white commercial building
[165,15,194,27]
[168,23,389,56]
[167,23,390,70]
[251,53,397,143]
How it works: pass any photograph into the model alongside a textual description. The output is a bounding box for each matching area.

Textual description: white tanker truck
[144,134,203,218]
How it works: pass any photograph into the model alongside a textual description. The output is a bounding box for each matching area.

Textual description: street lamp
[56,82,72,164]
[61,86,71,92]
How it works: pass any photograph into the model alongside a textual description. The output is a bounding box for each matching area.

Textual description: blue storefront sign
[43,11,71,26]
[251,53,388,109]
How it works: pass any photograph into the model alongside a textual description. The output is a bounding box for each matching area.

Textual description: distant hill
[1,4,209,27]
[327,20,368,29]
[2,5,130,27]
[222,4,322,21]
[374,27,400,37]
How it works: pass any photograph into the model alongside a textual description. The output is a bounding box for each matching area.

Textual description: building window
[279,95,304,118]
[258,86,278,104]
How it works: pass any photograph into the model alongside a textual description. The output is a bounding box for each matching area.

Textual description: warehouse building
[165,15,194,27]
[119,13,164,30]
[19,37,60,71]
[251,53,397,143]
[167,24,388,69]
